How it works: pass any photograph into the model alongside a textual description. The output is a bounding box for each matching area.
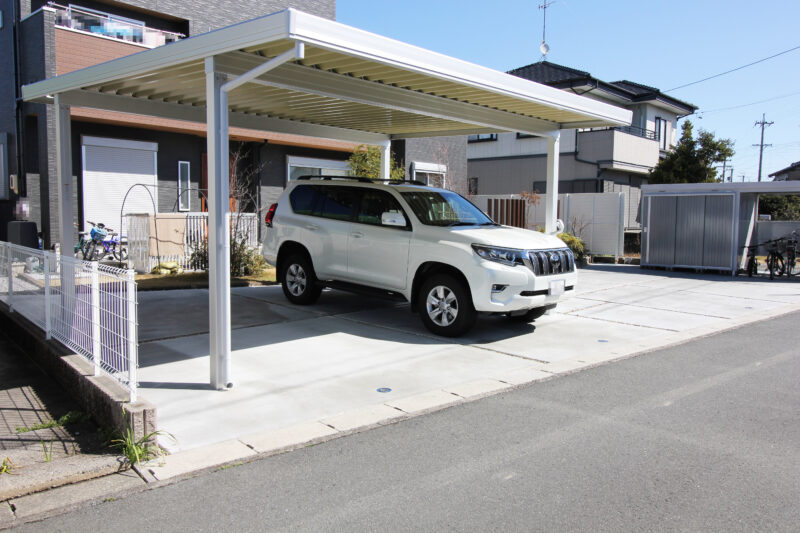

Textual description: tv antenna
[539,1,555,60]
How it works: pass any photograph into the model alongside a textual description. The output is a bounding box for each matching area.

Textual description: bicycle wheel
[747,255,757,277]
[766,252,785,279]
[787,253,800,276]
[83,241,97,261]
[113,245,128,262]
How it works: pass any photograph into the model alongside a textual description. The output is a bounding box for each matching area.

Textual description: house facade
[769,162,800,181]
[0,0,465,246]
[467,61,695,232]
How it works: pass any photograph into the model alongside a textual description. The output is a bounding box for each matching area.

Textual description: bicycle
[783,231,800,277]
[82,221,128,262]
[745,244,758,277]
[765,238,786,280]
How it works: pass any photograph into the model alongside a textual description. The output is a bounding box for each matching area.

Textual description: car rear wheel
[417,274,476,337]
[281,253,322,305]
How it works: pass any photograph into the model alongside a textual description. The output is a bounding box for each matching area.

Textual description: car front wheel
[418,274,476,337]
[281,254,322,305]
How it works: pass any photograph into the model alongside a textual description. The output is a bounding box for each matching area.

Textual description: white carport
[22,9,631,390]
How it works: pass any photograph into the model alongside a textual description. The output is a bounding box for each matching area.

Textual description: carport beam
[545,131,561,235]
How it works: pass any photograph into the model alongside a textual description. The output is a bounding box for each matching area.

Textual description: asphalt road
[20,312,800,532]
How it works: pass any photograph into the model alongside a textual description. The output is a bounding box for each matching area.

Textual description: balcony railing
[614,125,658,141]
[50,2,184,48]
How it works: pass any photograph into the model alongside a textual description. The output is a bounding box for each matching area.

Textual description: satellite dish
[540,42,550,56]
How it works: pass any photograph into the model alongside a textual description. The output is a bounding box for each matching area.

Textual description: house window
[468,177,479,195]
[516,133,536,139]
[655,117,668,150]
[467,133,498,143]
[411,162,447,188]
[287,156,349,181]
[178,161,190,211]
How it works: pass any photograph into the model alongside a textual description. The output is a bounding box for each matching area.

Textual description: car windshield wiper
[444,221,475,227]
[478,221,499,226]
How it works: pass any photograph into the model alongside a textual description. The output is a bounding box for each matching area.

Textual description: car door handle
[306,224,320,231]
[351,231,364,238]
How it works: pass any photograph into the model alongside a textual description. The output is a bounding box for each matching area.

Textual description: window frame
[354,188,412,230]
[177,160,191,211]
[467,133,498,143]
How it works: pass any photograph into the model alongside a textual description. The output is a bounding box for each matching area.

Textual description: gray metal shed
[641,182,800,275]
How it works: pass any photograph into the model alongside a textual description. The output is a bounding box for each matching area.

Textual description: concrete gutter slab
[320,404,405,431]
[241,421,339,454]
[385,390,463,414]
[144,439,256,481]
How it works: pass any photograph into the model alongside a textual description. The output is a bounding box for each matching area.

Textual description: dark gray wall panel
[646,196,676,266]
[702,195,734,268]
[674,196,705,266]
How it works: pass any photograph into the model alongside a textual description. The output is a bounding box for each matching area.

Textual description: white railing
[126,212,260,273]
[0,241,138,402]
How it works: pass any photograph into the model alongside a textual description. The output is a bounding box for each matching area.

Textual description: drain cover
[376,387,392,393]
[598,339,609,343]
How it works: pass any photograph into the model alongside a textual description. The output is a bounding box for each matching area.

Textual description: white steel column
[205,57,231,390]
[379,142,391,180]
[54,95,74,254]
[544,131,561,235]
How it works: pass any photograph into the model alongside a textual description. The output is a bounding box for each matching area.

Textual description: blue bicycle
[81,221,128,262]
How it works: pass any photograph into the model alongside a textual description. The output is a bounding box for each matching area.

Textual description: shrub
[557,232,586,262]
[189,238,267,277]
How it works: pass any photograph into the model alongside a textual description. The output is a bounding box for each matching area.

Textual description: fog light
[491,284,507,293]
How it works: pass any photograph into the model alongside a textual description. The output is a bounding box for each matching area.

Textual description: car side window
[357,189,406,227]
[315,186,357,221]
[289,185,319,215]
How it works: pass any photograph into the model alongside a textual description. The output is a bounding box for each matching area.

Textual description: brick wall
[55,28,146,75]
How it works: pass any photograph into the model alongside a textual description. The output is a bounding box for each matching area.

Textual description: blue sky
[338,0,800,181]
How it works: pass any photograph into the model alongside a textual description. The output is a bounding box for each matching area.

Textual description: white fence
[0,241,138,402]
[126,212,260,273]
[754,221,800,253]
[472,193,625,257]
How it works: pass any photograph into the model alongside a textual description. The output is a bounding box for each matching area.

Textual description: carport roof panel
[22,9,632,135]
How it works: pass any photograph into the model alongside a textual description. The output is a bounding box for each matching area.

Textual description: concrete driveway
[136,266,800,454]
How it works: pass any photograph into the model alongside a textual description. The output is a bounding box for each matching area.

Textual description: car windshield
[401,190,494,226]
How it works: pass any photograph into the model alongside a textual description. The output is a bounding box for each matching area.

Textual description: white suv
[262,177,576,337]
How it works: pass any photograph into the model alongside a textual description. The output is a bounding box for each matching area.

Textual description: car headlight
[471,244,525,267]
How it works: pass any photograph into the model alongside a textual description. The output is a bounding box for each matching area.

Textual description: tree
[648,120,734,184]
[347,145,405,180]
[758,195,800,221]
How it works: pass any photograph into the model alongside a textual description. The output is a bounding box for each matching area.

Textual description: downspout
[12,0,26,202]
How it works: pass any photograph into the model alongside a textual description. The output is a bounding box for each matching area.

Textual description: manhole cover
[376,387,392,393]
[597,339,609,343]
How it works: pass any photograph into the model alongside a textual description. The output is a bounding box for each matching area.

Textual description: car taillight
[265,203,277,227]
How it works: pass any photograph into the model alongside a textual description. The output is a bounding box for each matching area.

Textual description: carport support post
[379,142,391,181]
[544,131,561,235]
[205,57,232,390]
[54,94,76,326]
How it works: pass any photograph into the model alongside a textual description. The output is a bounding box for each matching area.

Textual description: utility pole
[720,158,729,182]
[740,173,746,183]
[753,113,773,181]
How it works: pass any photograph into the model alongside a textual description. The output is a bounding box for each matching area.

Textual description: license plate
[549,280,565,296]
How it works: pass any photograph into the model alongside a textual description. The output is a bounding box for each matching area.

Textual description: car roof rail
[295,175,373,183]
[294,175,427,186]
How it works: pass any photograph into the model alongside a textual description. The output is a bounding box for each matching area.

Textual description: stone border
[0,304,156,441]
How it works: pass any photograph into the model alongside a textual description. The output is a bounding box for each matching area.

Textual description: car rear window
[318,187,357,221]
[289,185,318,215]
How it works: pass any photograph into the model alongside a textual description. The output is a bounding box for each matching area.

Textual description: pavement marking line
[562,311,681,332]
[240,421,339,454]
[320,404,407,432]
[144,439,256,481]
[443,379,513,399]
[8,471,144,521]
[385,390,464,414]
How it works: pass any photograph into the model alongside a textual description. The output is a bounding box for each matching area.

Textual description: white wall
[466,130,577,159]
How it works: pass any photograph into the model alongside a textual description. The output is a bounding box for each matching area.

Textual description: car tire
[508,305,554,323]
[281,253,322,305]
[417,274,476,337]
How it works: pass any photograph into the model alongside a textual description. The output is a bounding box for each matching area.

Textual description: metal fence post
[43,252,51,339]
[7,242,13,313]
[91,261,101,376]
[126,269,138,403]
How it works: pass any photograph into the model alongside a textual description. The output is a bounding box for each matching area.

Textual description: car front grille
[526,248,575,276]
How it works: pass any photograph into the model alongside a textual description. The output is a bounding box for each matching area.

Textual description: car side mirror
[381,211,406,227]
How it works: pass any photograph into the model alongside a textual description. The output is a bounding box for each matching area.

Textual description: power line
[667,44,800,92]
[698,89,800,115]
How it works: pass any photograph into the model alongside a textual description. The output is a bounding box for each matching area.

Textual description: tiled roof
[507,61,696,113]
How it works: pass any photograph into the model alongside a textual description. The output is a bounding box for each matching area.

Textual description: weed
[41,440,54,462]
[0,457,14,475]
[16,410,90,433]
[219,461,243,471]
[103,497,117,503]
[110,426,175,465]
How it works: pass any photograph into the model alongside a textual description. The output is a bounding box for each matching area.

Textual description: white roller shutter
[82,136,158,236]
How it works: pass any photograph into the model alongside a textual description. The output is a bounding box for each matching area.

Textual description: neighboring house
[467,61,696,233]
[0,0,465,245]
[769,161,800,181]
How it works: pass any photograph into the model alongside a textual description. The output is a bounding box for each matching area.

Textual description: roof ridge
[611,79,660,93]
[507,60,590,78]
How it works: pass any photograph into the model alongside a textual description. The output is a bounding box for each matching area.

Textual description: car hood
[449,225,567,250]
